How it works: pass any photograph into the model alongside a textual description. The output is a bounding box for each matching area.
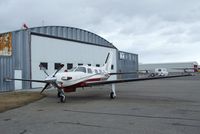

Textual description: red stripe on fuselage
[62,78,105,92]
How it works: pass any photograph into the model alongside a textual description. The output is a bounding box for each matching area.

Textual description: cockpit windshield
[68,67,76,72]
[74,67,86,73]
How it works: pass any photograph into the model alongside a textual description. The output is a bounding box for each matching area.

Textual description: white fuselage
[47,65,110,88]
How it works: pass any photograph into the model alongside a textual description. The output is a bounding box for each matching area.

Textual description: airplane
[5,52,192,102]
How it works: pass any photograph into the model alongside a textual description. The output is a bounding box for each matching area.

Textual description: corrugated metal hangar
[0,26,138,92]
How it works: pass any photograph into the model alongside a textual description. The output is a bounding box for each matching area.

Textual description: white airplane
[5,53,191,102]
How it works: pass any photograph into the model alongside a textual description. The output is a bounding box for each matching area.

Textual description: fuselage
[46,65,110,92]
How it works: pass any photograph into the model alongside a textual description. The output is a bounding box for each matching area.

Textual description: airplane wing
[85,74,192,86]
[109,72,137,75]
[4,77,49,83]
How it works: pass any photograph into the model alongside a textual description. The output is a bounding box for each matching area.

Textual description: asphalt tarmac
[0,75,200,134]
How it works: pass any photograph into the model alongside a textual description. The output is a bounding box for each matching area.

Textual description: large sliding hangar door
[31,34,117,88]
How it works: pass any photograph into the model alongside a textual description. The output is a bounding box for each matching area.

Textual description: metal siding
[0,33,14,91]
[117,51,138,79]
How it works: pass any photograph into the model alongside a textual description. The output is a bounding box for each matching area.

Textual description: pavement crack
[171,123,200,128]
[63,109,200,122]
[56,121,103,128]
[55,121,126,130]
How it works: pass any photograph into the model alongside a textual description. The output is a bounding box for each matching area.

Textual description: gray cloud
[0,0,200,63]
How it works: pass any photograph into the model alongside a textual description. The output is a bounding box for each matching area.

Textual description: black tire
[110,92,115,99]
[150,73,155,77]
[57,92,61,98]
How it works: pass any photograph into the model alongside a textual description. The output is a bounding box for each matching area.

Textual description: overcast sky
[1,0,200,64]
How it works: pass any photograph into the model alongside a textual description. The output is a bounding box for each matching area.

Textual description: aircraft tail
[102,52,113,72]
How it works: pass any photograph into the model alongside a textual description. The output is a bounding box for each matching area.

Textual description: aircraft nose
[44,77,56,82]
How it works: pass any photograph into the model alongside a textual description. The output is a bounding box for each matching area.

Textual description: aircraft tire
[57,92,61,98]
[110,92,115,99]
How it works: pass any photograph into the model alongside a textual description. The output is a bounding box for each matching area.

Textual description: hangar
[0,26,138,92]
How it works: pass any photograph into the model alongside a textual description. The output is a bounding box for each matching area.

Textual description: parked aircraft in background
[5,53,191,102]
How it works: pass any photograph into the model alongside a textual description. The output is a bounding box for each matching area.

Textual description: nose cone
[44,76,57,82]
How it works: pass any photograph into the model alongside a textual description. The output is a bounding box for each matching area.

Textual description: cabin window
[75,67,86,73]
[88,64,91,66]
[39,62,48,70]
[99,70,102,73]
[94,69,98,74]
[67,63,73,70]
[96,64,100,67]
[87,68,93,74]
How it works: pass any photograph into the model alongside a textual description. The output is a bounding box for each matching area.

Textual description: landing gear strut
[57,89,66,103]
[110,84,116,99]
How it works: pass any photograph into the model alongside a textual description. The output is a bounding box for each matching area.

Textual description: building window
[119,52,125,60]
[78,63,83,66]
[67,63,73,70]
[55,63,62,70]
[111,65,114,70]
[96,64,100,67]
[39,62,48,70]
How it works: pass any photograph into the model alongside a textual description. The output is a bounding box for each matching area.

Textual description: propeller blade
[40,83,50,94]
[39,64,49,76]
[53,64,64,77]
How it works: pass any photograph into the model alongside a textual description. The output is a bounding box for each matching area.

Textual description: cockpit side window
[75,67,86,73]
[87,68,93,74]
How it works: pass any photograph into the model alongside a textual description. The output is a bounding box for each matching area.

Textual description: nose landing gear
[110,84,116,99]
[57,89,66,103]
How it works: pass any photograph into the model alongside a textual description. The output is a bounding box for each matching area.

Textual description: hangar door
[31,34,117,88]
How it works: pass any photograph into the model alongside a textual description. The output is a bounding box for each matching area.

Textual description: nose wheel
[110,92,116,99]
[110,84,116,99]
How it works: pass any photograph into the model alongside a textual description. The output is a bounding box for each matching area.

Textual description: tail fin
[102,52,113,72]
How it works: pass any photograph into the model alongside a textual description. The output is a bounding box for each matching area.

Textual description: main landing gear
[110,84,116,99]
[57,89,66,103]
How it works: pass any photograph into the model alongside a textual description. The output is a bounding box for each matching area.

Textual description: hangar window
[39,62,48,70]
[67,63,73,70]
[119,52,125,60]
[111,65,114,70]
[55,63,62,70]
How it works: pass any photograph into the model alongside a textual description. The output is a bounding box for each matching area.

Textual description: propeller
[40,64,64,94]
[40,83,50,94]
[53,64,64,77]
